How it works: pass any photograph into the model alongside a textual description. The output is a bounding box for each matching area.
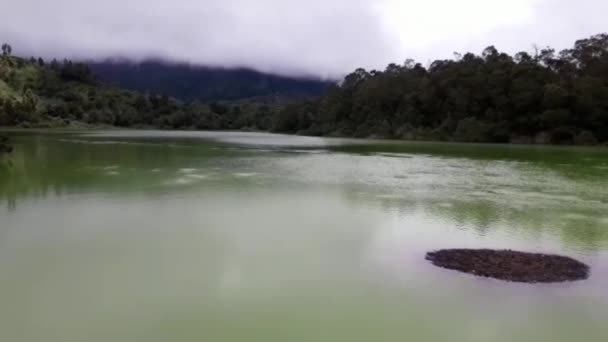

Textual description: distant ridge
[88,60,335,102]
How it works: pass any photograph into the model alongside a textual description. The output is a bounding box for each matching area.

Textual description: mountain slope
[88,60,334,102]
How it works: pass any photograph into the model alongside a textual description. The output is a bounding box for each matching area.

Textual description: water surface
[1,130,608,342]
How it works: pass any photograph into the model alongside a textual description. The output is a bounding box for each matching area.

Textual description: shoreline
[1,125,607,149]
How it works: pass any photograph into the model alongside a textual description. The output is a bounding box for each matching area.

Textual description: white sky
[1,0,606,78]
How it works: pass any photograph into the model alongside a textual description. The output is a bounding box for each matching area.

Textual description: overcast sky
[1,0,606,78]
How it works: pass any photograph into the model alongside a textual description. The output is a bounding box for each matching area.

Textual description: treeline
[2,34,608,145]
[0,44,280,130]
[275,34,608,145]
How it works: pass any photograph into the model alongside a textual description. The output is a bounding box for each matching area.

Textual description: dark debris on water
[426,249,590,283]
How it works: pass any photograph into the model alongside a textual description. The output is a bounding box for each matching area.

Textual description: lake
[1,130,608,342]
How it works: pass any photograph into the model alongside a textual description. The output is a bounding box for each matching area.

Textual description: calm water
[1,130,608,342]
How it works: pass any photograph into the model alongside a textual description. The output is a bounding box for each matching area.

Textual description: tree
[50,59,60,70]
[1,43,12,56]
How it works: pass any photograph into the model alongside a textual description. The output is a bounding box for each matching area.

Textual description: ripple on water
[563,213,590,220]
[186,174,208,179]
[179,168,198,173]
[233,172,258,177]
[376,194,403,200]
[168,177,194,185]
[284,149,328,154]
[166,173,211,185]
[376,152,414,159]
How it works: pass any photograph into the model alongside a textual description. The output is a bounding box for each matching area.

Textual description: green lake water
[1,130,608,342]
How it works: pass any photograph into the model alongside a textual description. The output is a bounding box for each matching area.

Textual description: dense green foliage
[89,60,332,102]
[277,34,608,145]
[0,45,279,130]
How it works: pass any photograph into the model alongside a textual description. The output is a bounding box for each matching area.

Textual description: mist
[1,0,400,78]
[1,0,606,78]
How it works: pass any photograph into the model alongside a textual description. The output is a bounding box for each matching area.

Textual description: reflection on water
[1,130,608,342]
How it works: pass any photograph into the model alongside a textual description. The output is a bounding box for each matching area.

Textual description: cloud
[0,0,606,78]
[0,0,401,78]
[381,0,608,65]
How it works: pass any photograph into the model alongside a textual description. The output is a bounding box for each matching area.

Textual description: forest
[275,33,608,144]
[1,33,608,145]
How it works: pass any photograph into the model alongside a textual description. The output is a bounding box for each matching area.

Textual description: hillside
[88,60,333,102]
[0,47,282,130]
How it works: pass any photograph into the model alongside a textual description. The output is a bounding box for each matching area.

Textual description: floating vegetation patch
[426,249,589,283]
